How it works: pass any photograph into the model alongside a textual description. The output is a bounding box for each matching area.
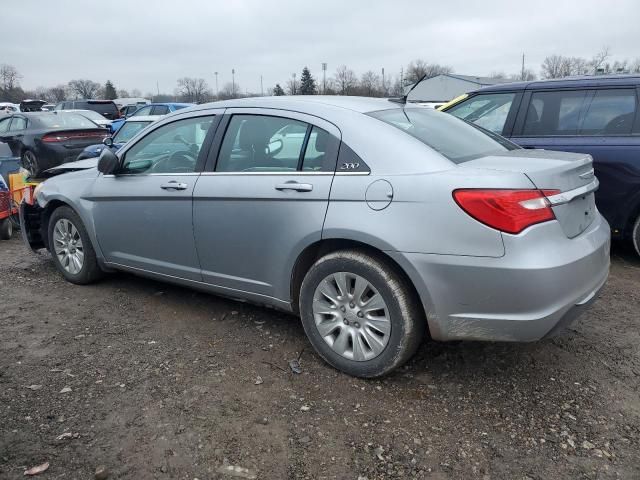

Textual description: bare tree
[630,58,640,74]
[405,60,452,84]
[130,88,142,98]
[68,79,101,99]
[176,77,211,103]
[360,70,381,96]
[590,46,611,73]
[333,65,357,95]
[0,64,22,91]
[47,85,68,102]
[117,89,130,98]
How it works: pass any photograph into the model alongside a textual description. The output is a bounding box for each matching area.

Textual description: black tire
[299,250,425,378]
[632,214,640,258]
[21,150,40,177]
[48,206,104,284]
[0,218,12,240]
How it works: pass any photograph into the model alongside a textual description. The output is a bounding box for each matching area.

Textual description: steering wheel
[151,150,197,173]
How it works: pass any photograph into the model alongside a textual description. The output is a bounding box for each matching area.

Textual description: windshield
[113,121,151,143]
[368,107,518,163]
[36,113,99,129]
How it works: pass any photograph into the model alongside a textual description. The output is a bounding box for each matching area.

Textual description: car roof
[474,74,640,93]
[188,95,400,114]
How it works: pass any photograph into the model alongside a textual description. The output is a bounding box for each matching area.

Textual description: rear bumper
[389,214,611,342]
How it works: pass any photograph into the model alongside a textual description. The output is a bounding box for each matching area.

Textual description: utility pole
[232,69,235,98]
[260,75,263,96]
[521,53,525,80]
[322,63,327,95]
[400,67,404,91]
[214,72,218,99]
[156,80,160,100]
[292,73,297,95]
[381,67,385,96]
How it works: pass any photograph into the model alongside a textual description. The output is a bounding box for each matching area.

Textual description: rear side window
[302,126,340,172]
[580,89,637,135]
[131,105,153,117]
[152,105,169,115]
[446,93,516,134]
[9,117,27,131]
[216,115,308,172]
[87,102,118,116]
[368,108,518,164]
[522,90,587,136]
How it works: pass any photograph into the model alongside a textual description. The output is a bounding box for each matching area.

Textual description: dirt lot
[0,236,639,480]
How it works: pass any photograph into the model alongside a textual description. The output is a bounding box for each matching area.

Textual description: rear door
[91,112,220,280]
[3,116,28,156]
[192,109,340,303]
[511,87,640,232]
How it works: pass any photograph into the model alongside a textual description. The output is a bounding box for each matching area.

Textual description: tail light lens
[42,131,109,143]
[453,189,560,234]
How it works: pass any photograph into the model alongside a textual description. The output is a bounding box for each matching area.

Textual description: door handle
[275,182,313,192]
[160,181,188,190]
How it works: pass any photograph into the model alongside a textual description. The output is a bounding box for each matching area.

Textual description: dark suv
[55,100,120,120]
[443,75,640,256]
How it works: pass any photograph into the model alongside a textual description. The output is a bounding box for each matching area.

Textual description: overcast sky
[3,0,639,94]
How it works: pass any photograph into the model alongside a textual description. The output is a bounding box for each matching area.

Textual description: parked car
[55,100,120,120]
[0,103,20,114]
[76,115,161,160]
[110,102,192,133]
[20,99,47,112]
[66,109,113,131]
[20,96,610,377]
[441,74,640,256]
[41,104,56,112]
[0,111,109,176]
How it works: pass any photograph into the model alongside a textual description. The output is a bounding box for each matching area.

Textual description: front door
[91,113,219,280]
[193,109,340,303]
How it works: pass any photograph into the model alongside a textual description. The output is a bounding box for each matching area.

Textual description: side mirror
[103,137,113,147]
[97,148,119,175]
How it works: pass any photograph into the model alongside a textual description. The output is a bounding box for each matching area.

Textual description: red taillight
[42,131,109,143]
[453,189,560,234]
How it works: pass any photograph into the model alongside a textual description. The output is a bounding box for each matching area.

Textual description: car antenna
[388,74,427,105]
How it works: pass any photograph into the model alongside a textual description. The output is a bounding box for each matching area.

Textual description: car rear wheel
[299,250,425,378]
[632,214,640,258]
[0,218,12,240]
[21,150,39,177]
[48,206,103,284]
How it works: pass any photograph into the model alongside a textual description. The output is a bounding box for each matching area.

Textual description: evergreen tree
[273,83,286,96]
[298,67,317,95]
[104,80,117,100]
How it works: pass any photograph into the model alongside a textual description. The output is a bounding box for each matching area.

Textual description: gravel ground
[0,235,639,479]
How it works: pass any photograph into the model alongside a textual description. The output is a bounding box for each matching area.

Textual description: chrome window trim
[102,172,200,178]
[546,178,599,206]
[199,171,334,176]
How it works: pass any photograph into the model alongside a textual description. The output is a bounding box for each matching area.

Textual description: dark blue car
[443,74,640,256]
[110,102,192,133]
[77,116,158,160]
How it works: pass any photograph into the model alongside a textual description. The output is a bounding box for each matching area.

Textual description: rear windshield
[35,113,99,129]
[113,121,151,143]
[78,101,118,115]
[368,107,518,163]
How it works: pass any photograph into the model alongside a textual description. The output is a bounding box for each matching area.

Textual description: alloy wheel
[53,218,85,274]
[312,272,391,361]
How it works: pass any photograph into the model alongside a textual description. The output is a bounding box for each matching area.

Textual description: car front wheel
[48,206,103,284]
[299,250,425,378]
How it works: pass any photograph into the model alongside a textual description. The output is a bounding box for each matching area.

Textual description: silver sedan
[21,96,610,377]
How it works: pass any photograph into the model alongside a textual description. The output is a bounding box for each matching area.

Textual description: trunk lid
[460,149,598,238]
[43,129,109,149]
